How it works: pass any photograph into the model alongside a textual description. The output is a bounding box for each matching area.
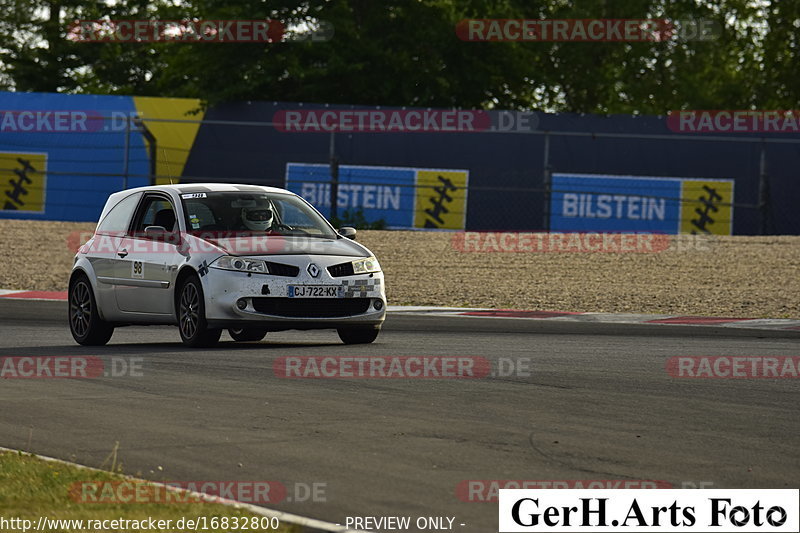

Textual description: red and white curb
[0,290,67,301]
[387,306,800,331]
[1,291,797,331]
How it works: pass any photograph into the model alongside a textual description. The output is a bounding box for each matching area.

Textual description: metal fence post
[758,141,771,235]
[122,115,130,190]
[134,117,157,186]
[542,132,551,232]
[329,132,339,221]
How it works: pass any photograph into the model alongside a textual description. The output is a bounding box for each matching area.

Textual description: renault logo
[307,263,320,278]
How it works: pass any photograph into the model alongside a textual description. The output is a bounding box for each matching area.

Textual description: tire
[69,274,114,346]
[177,275,222,348]
[337,327,380,345]
[228,328,268,342]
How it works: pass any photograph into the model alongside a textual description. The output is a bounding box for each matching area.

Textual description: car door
[114,193,183,316]
[89,191,144,314]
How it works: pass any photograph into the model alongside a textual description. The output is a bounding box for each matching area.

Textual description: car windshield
[180,191,337,238]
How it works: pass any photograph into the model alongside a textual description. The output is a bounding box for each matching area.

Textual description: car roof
[123,183,294,195]
[98,183,305,223]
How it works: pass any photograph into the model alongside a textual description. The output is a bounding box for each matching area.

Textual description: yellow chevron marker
[133,97,205,185]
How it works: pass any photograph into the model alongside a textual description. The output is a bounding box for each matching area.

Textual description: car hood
[199,235,370,257]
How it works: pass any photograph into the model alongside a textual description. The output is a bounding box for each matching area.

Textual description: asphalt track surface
[0,299,798,532]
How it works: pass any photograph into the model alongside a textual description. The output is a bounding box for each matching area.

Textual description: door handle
[117,249,128,258]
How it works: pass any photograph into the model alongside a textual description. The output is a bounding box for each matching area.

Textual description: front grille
[252,298,371,318]
[266,262,299,277]
[327,262,355,277]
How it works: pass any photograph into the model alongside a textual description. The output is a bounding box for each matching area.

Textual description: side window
[134,197,177,233]
[184,200,217,230]
[96,193,142,235]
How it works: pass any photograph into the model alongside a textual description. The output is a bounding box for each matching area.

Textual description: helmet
[241,205,274,231]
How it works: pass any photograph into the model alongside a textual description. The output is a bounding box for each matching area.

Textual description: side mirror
[144,225,168,236]
[338,226,357,240]
[144,226,182,246]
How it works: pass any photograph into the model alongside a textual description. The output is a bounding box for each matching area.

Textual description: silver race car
[69,184,386,347]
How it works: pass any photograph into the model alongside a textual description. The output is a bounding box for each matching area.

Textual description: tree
[0,0,797,114]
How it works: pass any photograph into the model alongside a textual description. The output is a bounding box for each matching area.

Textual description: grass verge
[0,450,298,532]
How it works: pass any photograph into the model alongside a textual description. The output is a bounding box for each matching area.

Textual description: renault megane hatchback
[68,184,386,347]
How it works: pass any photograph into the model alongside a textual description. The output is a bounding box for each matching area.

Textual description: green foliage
[330,208,387,230]
[0,0,798,113]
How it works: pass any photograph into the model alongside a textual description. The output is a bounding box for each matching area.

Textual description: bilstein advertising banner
[285,163,469,230]
[549,173,733,235]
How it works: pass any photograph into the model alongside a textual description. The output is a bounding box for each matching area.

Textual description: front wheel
[177,276,221,348]
[69,275,114,346]
[337,327,380,345]
[228,328,268,342]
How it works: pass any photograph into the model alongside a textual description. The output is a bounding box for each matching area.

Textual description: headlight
[210,255,268,274]
[352,256,381,274]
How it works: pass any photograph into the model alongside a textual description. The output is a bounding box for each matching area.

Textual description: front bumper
[201,255,386,330]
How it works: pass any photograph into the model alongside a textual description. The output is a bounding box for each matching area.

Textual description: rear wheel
[177,276,221,348]
[228,328,268,342]
[69,275,114,346]
[337,327,380,345]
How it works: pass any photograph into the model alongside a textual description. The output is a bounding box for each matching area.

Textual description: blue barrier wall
[0,92,150,222]
[2,92,798,234]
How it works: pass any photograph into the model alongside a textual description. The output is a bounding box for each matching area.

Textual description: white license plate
[288,285,341,298]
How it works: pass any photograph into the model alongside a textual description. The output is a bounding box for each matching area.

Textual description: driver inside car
[240,205,274,231]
